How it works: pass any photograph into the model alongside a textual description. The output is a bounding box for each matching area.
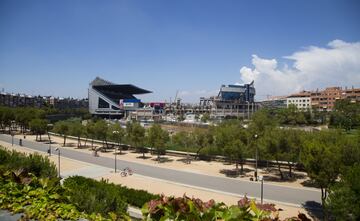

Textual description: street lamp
[55,148,60,178]
[258,175,264,204]
[112,131,119,173]
[11,131,15,146]
[48,142,51,156]
[246,101,250,120]
[254,134,258,181]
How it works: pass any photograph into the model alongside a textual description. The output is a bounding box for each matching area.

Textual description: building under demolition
[198,81,259,119]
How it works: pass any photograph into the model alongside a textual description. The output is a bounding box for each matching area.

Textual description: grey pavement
[61,164,110,179]
[0,134,321,208]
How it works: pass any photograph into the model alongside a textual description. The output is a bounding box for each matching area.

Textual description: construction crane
[174,90,179,105]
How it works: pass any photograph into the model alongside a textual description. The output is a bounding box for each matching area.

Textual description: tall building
[88,77,151,117]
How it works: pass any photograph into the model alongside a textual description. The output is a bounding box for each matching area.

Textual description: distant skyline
[1,0,360,102]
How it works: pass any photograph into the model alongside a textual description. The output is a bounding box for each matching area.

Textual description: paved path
[0,134,321,207]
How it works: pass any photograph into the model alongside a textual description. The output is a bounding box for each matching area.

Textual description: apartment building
[311,87,343,111]
[343,87,360,103]
[286,91,311,110]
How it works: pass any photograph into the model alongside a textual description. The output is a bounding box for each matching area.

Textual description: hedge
[63,176,159,209]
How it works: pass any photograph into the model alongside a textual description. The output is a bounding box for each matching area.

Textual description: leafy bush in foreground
[142,194,309,221]
[63,176,128,218]
[0,169,129,221]
[0,146,57,178]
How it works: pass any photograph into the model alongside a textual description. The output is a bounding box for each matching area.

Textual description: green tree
[248,108,277,137]
[301,130,342,216]
[70,121,84,148]
[29,118,48,141]
[326,163,360,220]
[53,121,70,146]
[262,128,285,179]
[215,121,248,173]
[0,107,15,133]
[85,121,96,149]
[126,122,146,158]
[339,131,360,168]
[330,99,360,130]
[94,120,109,151]
[192,128,213,160]
[147,124,169,162]
[109,123,125,154]
[278,130,303,178]
[171,131,194,163]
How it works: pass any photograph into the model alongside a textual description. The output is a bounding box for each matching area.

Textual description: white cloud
[240,40,360,100]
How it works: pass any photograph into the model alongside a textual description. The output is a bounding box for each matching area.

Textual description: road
[0,134,321,207]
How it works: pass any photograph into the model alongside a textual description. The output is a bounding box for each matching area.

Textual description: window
[98,97,109,108]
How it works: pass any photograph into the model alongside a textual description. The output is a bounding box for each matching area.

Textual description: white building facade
[286,92,311,110]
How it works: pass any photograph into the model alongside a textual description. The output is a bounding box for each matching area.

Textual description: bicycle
[120,167,133,177]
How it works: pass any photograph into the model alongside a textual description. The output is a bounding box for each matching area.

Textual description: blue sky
[1,0,360,102]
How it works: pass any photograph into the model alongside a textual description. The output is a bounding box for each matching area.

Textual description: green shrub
[117,185,160,208]
[0,146,57,178]
[63,176,128,217]
[0,169,130,221]
[63,176,159,209]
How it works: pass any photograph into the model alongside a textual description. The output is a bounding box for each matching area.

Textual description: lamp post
[246,101,250,120]
[55,148,60,178]
[11,131,14,146]
[254,134,258,181]
[259,175,264,204]
[113,131,119,173]
[114,146,118,173]
[48,142,51,156]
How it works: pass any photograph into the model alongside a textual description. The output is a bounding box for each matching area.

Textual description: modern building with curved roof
[88,77,151,117]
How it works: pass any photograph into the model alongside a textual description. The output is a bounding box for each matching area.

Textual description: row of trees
[0,106,46,133]
[0,106,91,141]
[0,106,51,141]
[52,119,170,162]
[270,99,360,130]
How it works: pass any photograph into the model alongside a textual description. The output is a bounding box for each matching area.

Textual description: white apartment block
[286,92,311,110]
